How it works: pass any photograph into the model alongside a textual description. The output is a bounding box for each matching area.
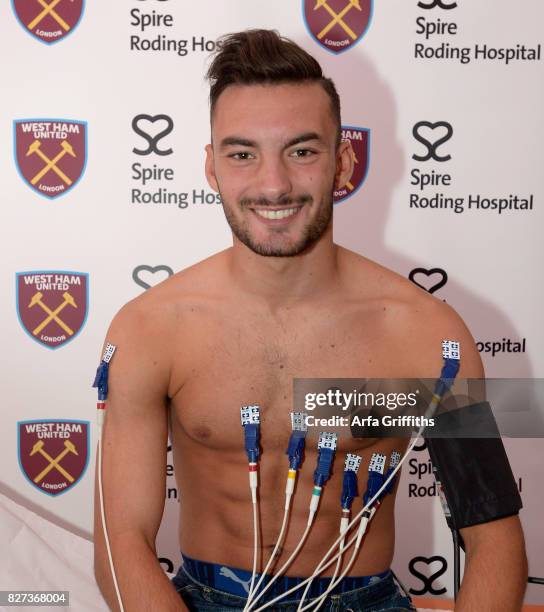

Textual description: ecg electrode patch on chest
[240,405,260,425]
[344,453,362,472]
[317,432,337,450]
[291,412,307,432]
[368,453,386,474]
[389,451,401,469]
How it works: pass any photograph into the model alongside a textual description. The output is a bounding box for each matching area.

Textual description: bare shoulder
[337,247,483,378]
[109,250,228,329]
[102,250,229,391]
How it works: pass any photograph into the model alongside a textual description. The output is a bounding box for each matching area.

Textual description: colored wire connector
[92,342,116,422]
[244,413,308,611]
[434,340,461,398]
[240,405,261,603]
[310,432,337,515]
[285,412,308,500]
[363,453,386,506]
[421,341,461,424]
[306,454,363,612]
[384,451,401,495]
[286,412,307,470]
[241,405,261,464]
[293,436,342,611]
[92,344,124,612]
[341,453,362,510]
[313,432,337,487]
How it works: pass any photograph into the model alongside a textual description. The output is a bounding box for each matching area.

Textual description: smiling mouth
[252,207,302,220]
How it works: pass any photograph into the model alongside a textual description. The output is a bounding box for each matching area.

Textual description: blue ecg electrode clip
[363,452,386,505]
[92,343,116,401]
[313,432,337,487]
[341,453,362,509]
[286,412,307,470]
[435,340,461,397]
[384,451,401,495]
[240,405,261,463]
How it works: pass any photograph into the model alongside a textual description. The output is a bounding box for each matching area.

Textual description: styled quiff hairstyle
[206,29,342,146]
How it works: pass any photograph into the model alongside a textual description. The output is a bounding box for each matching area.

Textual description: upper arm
[93,302,171,563]
[460,514,526,560]
[459,515,527,585]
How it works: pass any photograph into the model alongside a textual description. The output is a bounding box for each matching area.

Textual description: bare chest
[170,307,401,453]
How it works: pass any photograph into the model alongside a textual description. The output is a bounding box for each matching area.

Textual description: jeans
[171,564,416,612]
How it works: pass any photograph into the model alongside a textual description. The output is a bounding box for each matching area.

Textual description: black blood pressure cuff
[425,401,522,532]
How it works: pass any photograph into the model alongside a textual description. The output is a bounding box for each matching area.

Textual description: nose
[253,155,293,202]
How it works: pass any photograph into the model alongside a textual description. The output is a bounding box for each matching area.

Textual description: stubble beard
[221,189,335,258]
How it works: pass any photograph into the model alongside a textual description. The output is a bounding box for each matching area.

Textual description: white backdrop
[2,0,543,606]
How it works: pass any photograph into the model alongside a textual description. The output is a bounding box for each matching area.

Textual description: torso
[148,246,445,577]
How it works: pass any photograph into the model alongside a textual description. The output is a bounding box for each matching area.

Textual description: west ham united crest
[334,126,370,204]
[18,420,89,497]
[16,271,89,349]
[303,0,373,54]
[14,119,87,199]
[11,0,84,45]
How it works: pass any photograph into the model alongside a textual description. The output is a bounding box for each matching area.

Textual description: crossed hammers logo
[314,0,362,41]
[26,139,76,186]
[30,438,78,484]
[27,0,70,33]
[29,290,77,336]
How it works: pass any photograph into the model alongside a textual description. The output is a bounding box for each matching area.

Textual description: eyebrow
[285,132,324,148]
[219,132,324,150]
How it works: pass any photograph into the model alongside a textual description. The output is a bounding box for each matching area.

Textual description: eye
[290,148,315,158]
[228,151,254,161]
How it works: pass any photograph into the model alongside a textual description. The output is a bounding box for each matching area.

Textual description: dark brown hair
[206,29,341,145]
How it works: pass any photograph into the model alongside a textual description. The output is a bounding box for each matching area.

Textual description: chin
[245,235,318,258]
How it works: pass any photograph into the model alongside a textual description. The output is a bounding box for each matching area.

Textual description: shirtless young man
[94,30,527,611]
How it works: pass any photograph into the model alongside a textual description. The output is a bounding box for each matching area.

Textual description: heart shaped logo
[132,114,174,156]
[408,555,448,595]
[412,120,453,162]
[132,265,174,290]
[408,268,448,294]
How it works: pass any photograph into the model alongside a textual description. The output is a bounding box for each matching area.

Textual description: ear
[204,143,219,192]
[334,139,355,191]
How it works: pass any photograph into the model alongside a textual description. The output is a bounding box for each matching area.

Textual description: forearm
[455,526,527,612]
[95,532,187,612]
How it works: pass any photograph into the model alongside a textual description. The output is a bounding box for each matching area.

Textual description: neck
[226,226,340,308]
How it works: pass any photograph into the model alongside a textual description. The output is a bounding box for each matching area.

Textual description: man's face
[205,82,351,257]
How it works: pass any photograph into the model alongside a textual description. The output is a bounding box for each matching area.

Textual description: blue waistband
[180,552,390,602]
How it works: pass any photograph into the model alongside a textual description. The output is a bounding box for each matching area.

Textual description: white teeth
[254,208,299,220]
